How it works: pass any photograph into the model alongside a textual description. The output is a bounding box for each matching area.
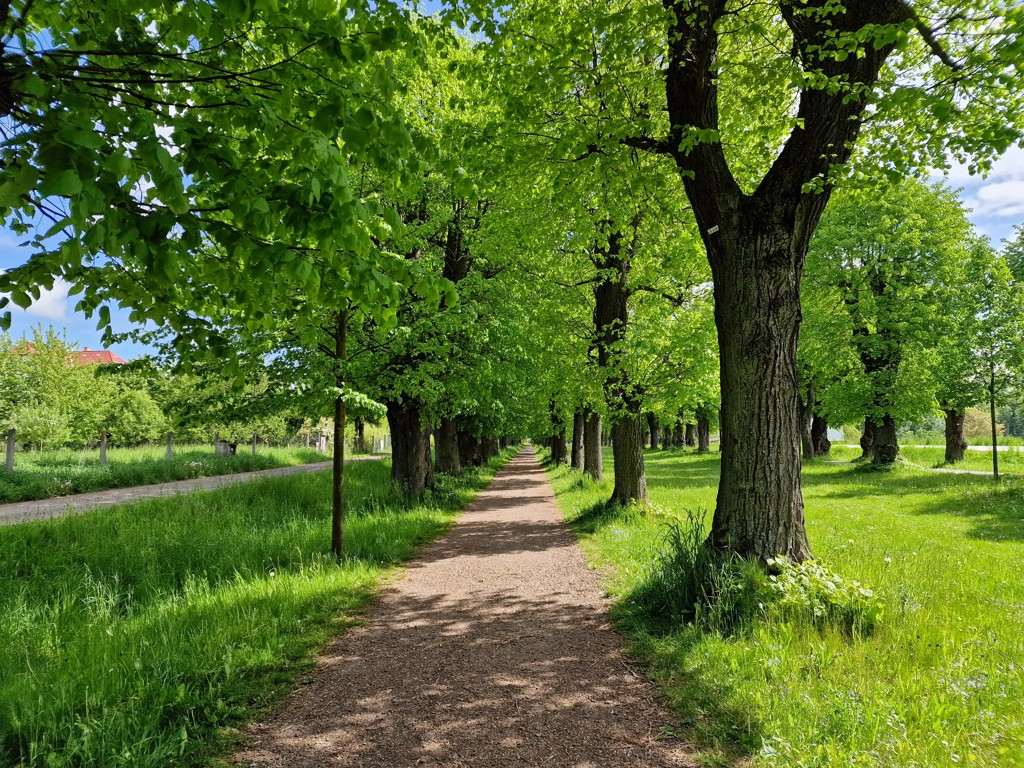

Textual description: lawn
[831,443,1024,475]
[0,451,513,767]
[545,448,1024,767]
[0,445,331,504]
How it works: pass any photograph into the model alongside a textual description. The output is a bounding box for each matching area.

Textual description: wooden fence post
[99,431,108,466]
[166,431,174,460]
[252,432,258,455]
[5,428,14,471]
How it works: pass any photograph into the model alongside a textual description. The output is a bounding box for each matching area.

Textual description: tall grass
[546,448,1024,767]
[0,450,514,767]
[0,445,329,504]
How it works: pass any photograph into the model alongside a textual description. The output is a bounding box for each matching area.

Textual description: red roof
[76,350,127,365]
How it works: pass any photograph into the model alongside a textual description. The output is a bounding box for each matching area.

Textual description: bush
[631,508,883,635]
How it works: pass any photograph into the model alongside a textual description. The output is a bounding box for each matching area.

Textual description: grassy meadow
[0,445,330,504]
[545,448,1024,767]
[0,451,513,767]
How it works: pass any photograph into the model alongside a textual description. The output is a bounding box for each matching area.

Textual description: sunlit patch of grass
[0,445,329,504]
[0,449,515,767]
[545,448,1024,767]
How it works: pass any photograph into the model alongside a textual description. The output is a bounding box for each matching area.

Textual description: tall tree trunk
[859,418,876,460]
[696,408,711,453]
[583,409,603,480]
[331,308,348,558]
[571,411,585,469]
[353,417,365,453]
[550,401,568,464]
[647,413,659,449]
[610,413,648,506]
[799,380,815,459]
[435,417,461,476]
[871,415,899,465]
[943,408,967,464]
[672,422,684,448]
[387,400,431,494]
[684,423,697,447]
[811,415,831,456]
[458,429,482,467]
[990,364,1000,481]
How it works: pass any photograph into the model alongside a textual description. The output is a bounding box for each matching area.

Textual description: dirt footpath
[236,448,692,768]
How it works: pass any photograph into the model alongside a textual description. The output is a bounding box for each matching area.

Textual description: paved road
[0,457,380,526]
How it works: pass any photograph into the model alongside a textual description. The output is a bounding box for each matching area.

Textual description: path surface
[0,458,378,526]
[236,448,691,768]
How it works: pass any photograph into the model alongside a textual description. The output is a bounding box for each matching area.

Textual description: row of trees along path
[236,448,692,767]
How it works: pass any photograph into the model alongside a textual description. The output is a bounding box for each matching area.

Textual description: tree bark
[353,417,365,453]
[990,365,1000,481]
[799,380,815,459]
[610,413,648,506]
[331,308,348,558]
[387,399,431,494]
[696,409,711,453]
[647,413,659,449]
[661,0,906,561]
[672,422,684,449]
[859,418,876,460]
[583,409,603,480]
[943,408,967,464]
[458,429,482,467]
[684,423,697,447]
[871,415,899,465]
[435,417,462,476]
[811,415,831,457]
[571,411,585,469]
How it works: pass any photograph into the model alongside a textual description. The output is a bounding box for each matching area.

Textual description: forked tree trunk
[610,413,648,506]
[696,410,711,453]
[943,408,967,464]
[811,415,831,456]
[583,409,602,481]
[435,417,461,476]
[571,411,585,469]
[684,423,697,447]
[647,413,660,449]
[872,414,899,465]
[387,400,432,494]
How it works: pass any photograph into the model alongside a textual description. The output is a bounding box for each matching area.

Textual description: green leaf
[39,170,83,197]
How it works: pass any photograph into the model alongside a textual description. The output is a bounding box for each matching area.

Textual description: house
[75,348,127,365]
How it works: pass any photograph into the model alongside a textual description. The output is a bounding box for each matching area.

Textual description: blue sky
[2,150,1022,361]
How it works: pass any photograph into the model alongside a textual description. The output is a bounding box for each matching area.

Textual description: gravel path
[0,457,380,526]
[235,447,692,768]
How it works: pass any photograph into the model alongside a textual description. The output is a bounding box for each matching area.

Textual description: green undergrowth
[0,445,332,504]
[544,447,1024,767]
[0,448,515,767]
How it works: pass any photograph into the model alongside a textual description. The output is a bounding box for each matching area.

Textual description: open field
[0,445,333,504]
[0,451,513,768]
[546,448,1024,767]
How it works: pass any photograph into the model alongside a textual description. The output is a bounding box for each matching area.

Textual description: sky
[1,148,1022,361]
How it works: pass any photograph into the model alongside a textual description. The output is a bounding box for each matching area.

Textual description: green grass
[0,445,331,504]
[545,447,1024,767]
[830,443,1024,475]
[0,450,514,767]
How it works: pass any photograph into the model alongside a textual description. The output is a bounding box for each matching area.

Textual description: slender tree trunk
[610,413,648,506]
[571,411,585,469]
[387,400,431,494]
[583,409,603,480]
[991,365,1000,481]
[353,417,365,453]
[647,413,659,449]
[872,415,899,465]
[799,381,815,459]
[696,409,711,453]
[684,423,697,447]
[943,408,967,464]
[860,418,877,460]
[811,415,831,456]
[436,417,461,476]
[331,308,348,558]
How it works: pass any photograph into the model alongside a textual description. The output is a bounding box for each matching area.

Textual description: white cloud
[2,278,71,321]
[940,145,1024,187]
[970,181,1024,219]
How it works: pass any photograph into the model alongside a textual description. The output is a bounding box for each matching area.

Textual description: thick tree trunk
[696,411,711,453]
[387,400,431,494]
[647,413,659,449]
[859,418,876,460]
[435,417,461,476]
[485,437,500,460]
[571,411,585,469]
[871,415,899,465]
[583,409,603,480]
[610,413,648,506]
[684,423,697,447]
[672,422,684,449]
[943,408,967,464]
[811,415,831,456]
